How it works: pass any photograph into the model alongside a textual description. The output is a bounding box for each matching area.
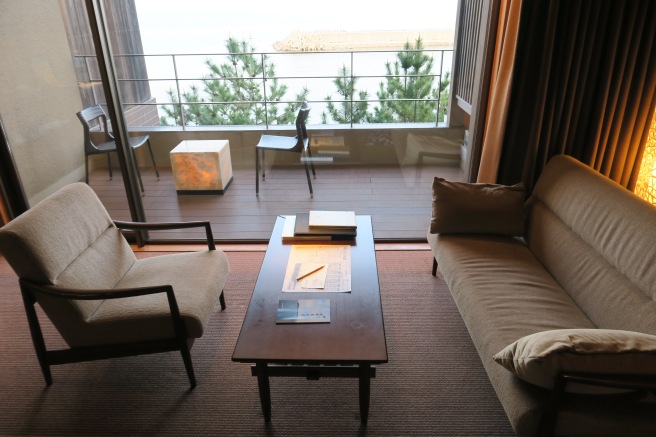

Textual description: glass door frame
[85,0,147,242]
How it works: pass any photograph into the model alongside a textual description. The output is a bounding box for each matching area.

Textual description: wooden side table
[170,140,233,194]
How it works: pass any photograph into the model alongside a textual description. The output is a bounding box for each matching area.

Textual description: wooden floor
[89,162,464,241]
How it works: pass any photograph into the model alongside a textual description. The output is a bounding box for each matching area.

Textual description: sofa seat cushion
[66,250,230,347]
[494,329,656,389]
[434,235,595,355]
[432,233,598,435]
[35,226,137,347]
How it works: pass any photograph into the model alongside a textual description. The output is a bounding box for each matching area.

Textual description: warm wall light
[635,112,656,205]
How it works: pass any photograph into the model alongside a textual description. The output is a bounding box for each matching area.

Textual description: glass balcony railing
[73,48,453,129]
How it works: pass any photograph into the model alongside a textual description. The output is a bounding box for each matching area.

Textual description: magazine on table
[276,299,330,324]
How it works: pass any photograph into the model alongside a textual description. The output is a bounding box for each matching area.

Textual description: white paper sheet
[282,245,351,292]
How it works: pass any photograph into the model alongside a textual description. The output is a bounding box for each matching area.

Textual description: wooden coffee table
[232,215,387,423]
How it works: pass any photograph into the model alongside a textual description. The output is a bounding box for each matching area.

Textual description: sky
[134,0,459,53]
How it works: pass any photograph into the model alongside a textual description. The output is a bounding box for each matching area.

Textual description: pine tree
[321,66,369,124]
[436,71,451,123]
[160,37,308,126]
[370,37,438,123]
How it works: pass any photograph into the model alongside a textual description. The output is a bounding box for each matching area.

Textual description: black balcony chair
[76,105,159,193]
[255,102,315,197]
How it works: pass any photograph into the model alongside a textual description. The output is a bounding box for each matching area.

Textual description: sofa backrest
[0,183,136,344]
[525,154,656,334]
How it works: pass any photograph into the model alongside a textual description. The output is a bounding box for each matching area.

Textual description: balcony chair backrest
[295,103,310,137]
[76,105,112,154]
[295,102,310,150]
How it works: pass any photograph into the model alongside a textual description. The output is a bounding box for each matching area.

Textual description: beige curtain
[476,0,522,183]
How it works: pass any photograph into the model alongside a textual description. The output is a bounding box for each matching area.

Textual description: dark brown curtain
[497,0,656,190]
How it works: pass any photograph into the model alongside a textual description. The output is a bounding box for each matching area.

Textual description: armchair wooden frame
[20,220,224,389]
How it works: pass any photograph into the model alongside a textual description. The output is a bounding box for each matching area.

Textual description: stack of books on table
[282,211,357,242]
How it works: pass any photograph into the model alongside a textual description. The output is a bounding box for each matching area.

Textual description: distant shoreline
[273,30,455,52]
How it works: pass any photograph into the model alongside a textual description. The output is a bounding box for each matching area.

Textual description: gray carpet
[0,250,515,436]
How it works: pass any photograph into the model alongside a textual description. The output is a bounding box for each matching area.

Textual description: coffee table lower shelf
[251,362,377,423]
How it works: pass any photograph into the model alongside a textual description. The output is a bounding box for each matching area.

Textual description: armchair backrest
[0,183,136,337]
[76,105,112,153]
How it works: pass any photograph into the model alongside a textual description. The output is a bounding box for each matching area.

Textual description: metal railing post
[261,53,268,128]
[172,54,186,129]
[350,51,355,127]
[436,50,445,126]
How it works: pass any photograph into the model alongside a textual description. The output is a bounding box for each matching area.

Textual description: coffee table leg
[359,364,371,424]
[255,362,272,421]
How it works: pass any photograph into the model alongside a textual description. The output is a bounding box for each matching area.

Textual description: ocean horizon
[133,0,457,123]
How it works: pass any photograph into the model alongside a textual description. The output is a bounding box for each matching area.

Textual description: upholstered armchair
[0,183,229,388]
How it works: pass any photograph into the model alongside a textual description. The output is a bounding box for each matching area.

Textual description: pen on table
[296,265,325,281]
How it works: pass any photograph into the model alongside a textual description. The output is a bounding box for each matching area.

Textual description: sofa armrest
[114,220,215,250]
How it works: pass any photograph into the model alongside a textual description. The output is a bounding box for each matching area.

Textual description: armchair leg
[432,258,438,276]
[179,345,197,389]
[20,289,53,386]
[219,290,226,310]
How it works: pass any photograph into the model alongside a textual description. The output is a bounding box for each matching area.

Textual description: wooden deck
[89,163,463,241]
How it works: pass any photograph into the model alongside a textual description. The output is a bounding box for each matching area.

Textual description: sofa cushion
[430,178,525,236]
[493,329,656,389]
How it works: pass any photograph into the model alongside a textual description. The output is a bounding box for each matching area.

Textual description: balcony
[90,160,463,242]
[74,47,454,128]
[76,48,465,242]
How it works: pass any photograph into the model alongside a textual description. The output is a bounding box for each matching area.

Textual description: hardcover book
[309,210,357,229]
[294,213,356,238]
[282,215,332,242]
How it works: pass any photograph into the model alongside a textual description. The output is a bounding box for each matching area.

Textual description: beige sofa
[427,155,656,436]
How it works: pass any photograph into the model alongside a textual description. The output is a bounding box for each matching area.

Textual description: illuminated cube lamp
[170,140,233,195]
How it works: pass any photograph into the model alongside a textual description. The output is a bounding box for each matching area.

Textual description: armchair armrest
[114,220,216,250]
[19,278,174,300]
[17,277,193,387]
[19,278,188,341]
